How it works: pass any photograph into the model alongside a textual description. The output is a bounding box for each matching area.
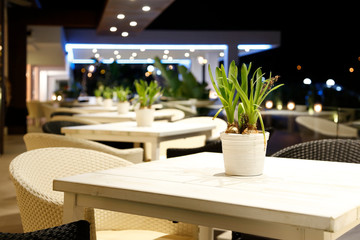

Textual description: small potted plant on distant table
[94,85,104,105]
[209,61,283,176]
[102,87,114,108]
[115,86,131,114]
[134,79,163,127]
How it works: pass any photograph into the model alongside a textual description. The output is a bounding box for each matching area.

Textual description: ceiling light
[92,48,97,53]
[88,65,95,72]
[303,78,312,85]
[132,52,137,57]
[94,53,100,58]
[164,50,169,54]
[184,52,190,57]
[116,55,121,59]
[117,14,125,19]
[110,26,117,32]
[129,21,137,27]
[190,48,195,52]
[140,48,146,52]
[114,50,119,55]
[163,54,168,59]
[142,6,151,11]
[121,32,129,37]
[326,79,335,87]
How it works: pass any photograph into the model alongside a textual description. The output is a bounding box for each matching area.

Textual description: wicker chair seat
[9,147,198,240]
[23,133,143,164]
[0,220,90,240]
[271,138,360,163]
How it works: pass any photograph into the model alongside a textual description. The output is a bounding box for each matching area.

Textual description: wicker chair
[50,115,101,124]
[295,116,359,142]
[9,147,198,240]
[271,138,360,163]
[0,220,90,240]
[26,100,44,127]
[42,121,88,135]
[167,140,222,158]
[159,117,227,159]
[156,108,185,122]
[23,133,143,163]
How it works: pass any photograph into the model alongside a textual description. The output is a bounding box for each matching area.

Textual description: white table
[74,111,173,123]
[260,110,335,132]
[71,106,118,113]
[61,121,215,161]
[54,152,360,240]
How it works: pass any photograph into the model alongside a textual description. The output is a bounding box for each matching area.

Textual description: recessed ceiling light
[92,48,97,53]
[164,50,169,54]
[184,52,190,57]
[116,55,121,59]
[132,52,137,57]
[110,26,117,32]
[114,50,119,55]
[94,53,100,58]
[142,6,150,11]
[129,21,137,27]
[121,32,129,37]
[117,14,125,19]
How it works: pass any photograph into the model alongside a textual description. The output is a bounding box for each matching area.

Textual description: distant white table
[74,111,173,123]
[261,110,335,131]
[54,152,360,240]
[71,106,118,113]
[61,121,215,160]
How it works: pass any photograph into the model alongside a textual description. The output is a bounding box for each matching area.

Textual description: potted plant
[102,86,114,108]
[134,79,163,127]
[115,86,131,114]
[94,85,104,105]
[209,61,283,176]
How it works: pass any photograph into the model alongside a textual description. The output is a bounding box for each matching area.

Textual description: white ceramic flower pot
[135,108,155,127]
[103,99,113,108]
[118,101,130,114]
[96,97,103,105]
[220,132,270,176]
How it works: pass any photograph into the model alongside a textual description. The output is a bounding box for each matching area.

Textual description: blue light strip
[65,43,228,51]
[72,58,191,67]
[65,43,228,64]
[237,44,273,50]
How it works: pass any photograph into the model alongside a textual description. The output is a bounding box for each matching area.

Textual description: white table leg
[150,140,160,161]
[63,192,84,223]
[199,226,213,240]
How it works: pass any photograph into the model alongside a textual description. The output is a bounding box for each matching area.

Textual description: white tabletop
[61,121,214,137]
[61,121,215,160]
[74,111,173,123]
[71,106,118,113]
[54,152,360,239]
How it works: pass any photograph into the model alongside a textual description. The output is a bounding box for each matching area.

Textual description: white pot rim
[220,131,270,141]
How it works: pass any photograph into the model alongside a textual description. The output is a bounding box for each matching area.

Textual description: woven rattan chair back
[271,139,360,163]
[0,220,90,240]
[42,121,88,135]
[23,133,143,163]
[167,140,222,158]
[9,147,198,240]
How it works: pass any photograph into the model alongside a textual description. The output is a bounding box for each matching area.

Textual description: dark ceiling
[9,0,360,94]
